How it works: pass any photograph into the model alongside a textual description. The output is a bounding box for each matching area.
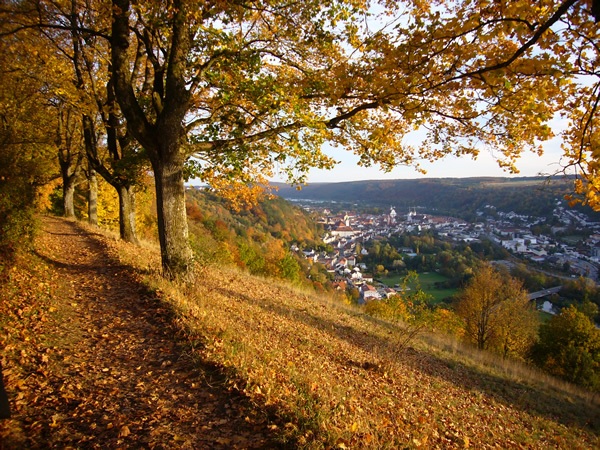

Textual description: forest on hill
[185,189,330,288]
[186,189,323,248]
[275,177,600,220]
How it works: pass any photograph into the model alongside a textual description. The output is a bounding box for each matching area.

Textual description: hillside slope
[1,216,599,449]
[274,177,588,218]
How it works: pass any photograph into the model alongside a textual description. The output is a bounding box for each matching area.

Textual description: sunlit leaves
[327,0,583,184]
[455,262,538,357]
[5,1,600,207]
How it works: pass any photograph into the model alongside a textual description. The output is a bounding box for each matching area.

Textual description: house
[331,221,355,238]
[501,239,527,253]
[541,301,556,315]
[351,268,363,282]
[382,287,398,298]
[360,284,381,302]
[362,273,374,283]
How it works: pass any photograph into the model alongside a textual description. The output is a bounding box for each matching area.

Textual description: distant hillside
[186,188,323,245]
[274,177,590,219]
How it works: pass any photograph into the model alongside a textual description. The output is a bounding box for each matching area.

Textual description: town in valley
[288,197,600,312]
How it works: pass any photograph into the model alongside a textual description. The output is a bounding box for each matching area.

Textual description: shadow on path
[1,217,291,449]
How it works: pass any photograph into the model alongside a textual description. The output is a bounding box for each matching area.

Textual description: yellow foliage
[97,179,120,230]
[134,176,158,242]
[36,179,61,212]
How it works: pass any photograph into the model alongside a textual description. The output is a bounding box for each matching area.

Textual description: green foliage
[558,277,600,316]
[363,232,481,284]
[237,239,267,275]
[186,189,319,285]
[532,306,600,391]
[509,263,562,292]
[279,252,302,285]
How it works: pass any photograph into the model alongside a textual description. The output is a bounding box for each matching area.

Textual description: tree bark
[56,107,81,220]
[88,168,98,225]
[111,0,194,277]
[153,157,193,277]
[63,179,76,218]
[117,184,139,245]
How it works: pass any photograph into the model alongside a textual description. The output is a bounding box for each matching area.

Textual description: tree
[1,2,87,220]
[55,104,84,219]
[6,1,600,277]
[1,1,148,243]
[72,2,147,243]
[363,272,434,351]
[492,294,539,360]
[60,0,146,242]
[0,20,58,259]
[455,263,537,357]
[279,252,302,285]
[532,305,600,390]
[107,0,594,277]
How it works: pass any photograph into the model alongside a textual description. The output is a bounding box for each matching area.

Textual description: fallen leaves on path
[0,216,283,449]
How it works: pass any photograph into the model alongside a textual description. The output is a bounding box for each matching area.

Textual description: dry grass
[112,233,600,449]
[4,217,593,448]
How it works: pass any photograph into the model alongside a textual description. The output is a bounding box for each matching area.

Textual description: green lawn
[561,235,586,245]
[379,271,458,304]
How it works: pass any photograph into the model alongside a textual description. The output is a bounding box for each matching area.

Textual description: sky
[272,125,570,185]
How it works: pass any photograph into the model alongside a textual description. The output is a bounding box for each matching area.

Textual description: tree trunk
[117,184,139,244]
[63,181,75,218]
[477,317,488,350]
[153,159,193,277]
[110,0,193,277]
[0,361,10,419]
[88,168,98,225]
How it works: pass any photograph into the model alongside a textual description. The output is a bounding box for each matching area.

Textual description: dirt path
[0,216,282,449]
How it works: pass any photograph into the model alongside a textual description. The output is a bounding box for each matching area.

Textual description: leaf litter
[0,216,282,449]
[1,216,600,449]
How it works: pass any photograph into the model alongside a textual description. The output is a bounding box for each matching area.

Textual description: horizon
[269,145,568,185]
[271,119,570,184]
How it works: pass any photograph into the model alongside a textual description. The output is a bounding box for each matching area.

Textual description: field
[379,271,458,304]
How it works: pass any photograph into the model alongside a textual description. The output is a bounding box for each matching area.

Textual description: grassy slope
[130,245,600,448]
[2,218,599,449]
